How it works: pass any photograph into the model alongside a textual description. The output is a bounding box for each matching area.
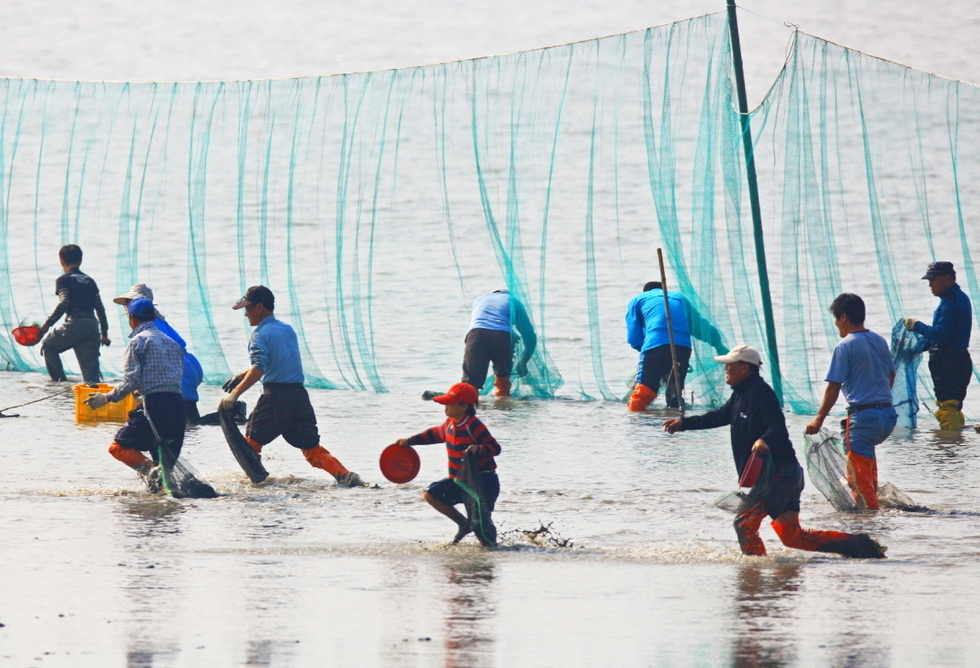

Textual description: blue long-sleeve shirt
[249,315,305,385]
[913,283,972,349]
[626,289,725,353]
[154,317,204,401]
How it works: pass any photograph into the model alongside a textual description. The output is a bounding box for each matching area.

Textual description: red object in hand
[379,443,421,483]
[12,325,42,346]
[738,451,763,488]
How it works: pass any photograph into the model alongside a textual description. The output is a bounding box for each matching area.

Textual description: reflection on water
[377,553,497,668]
[730,563,802,668]
[441,555,496,668]
[828,632,890,668]
[116,498,186,668]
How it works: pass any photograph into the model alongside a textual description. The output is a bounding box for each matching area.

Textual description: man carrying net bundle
[220,286,365,487]
[625,281,727,411]
[903,261,974,431]
[805,294,897,510]
[663,345,886,559]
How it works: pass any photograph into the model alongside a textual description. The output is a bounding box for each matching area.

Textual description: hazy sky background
[1,0,977,107]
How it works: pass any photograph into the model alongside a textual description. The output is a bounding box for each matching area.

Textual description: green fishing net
[0,12,977,410]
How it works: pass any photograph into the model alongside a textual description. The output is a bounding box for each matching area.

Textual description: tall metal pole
[726,0,783,405]
[657,248,685,415]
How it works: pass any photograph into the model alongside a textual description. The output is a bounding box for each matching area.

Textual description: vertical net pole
[726,0,783,404]
[657,248,684,415]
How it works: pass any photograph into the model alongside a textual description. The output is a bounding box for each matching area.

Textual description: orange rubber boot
[627,384,658,412]
[108,441,152,469]
[303,445,349,477]
[733,502,768,556]
[772,517,886,558]
[245,436,264,457]
[846,451,880,510]
[771,517,851,552]
[493,376,512,397]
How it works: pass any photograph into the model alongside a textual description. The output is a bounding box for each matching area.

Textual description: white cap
[714,344,762,366]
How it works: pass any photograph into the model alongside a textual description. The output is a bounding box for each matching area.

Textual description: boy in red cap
[396,382,501,546]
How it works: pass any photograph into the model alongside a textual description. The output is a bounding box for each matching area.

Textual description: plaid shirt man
[107,321,183,401]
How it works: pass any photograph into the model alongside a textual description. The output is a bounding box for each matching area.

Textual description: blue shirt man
[220,285,364,486]
[904,261,974,430]
[806,293,897,510]
[625,281,725,410]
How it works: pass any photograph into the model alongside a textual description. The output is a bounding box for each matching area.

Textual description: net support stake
[657,248,685,416]
[726,0,783,405]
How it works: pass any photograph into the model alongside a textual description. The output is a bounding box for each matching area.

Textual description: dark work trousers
[929,348,973,405]
[41,317,101,383]
[638,344,692,408]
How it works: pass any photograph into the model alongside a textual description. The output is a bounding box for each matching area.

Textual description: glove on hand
[84,392,109,409]
[903,318,920,332]
[222,373,245,393]
[219,393,240,411]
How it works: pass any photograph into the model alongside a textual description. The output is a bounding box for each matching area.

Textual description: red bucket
[12,325,42,347]
[738,451,763,488]
[379,443,421,484]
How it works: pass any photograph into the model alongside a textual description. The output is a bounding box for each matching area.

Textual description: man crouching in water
[663,345,886,559]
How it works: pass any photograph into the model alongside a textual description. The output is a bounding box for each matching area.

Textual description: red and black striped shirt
[407,416,501,479]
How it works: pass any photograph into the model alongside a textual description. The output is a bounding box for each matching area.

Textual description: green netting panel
[748,31,980,414]
[0,13,742,403]
[890,319,929,428]
[1,14,976,412]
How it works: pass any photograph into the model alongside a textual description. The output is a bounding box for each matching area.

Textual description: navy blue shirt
[913,283,972,349]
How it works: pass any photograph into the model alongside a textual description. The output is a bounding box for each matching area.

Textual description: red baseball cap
[432,382,479,406]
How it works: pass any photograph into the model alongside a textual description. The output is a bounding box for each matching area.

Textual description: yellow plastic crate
[73,383,139,422]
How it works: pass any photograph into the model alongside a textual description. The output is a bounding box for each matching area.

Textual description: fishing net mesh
[0,12,977,410]
[802,429,859,512]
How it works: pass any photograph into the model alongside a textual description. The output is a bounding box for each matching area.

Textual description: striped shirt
[106,321,183,402]
[407,415,501,478]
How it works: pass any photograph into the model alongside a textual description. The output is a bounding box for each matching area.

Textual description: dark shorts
[637,344,692,408]
[246,384,319,450]
[753,463,803,520]
[427,473,500,513]
[461,328,513,389]
[929,348,973,403]
[114,392,186,465]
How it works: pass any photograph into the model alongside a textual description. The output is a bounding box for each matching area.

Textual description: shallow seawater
[2,372,980,667]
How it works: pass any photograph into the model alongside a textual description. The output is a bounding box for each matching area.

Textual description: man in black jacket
[663,345,886,559]
[38,245,111,383]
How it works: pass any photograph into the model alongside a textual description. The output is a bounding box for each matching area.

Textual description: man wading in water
[663,345,887,559]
